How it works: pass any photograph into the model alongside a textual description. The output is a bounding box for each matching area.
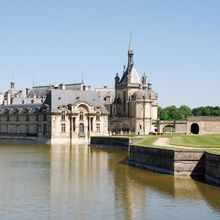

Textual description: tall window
[79,110,83,121]
[36,114,39,121]
[96,123,100,133]
[61,123,66,133]
[96,113,100,121]
[61,110,65,120]
[123,91,126,115]
[79,123,84,133]
[73,118,76,132]
[91,118,93,131]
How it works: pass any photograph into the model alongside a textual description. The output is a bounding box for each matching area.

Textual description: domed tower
[5,81,19,105]
[110,37,158,135]
[113,37,143,117]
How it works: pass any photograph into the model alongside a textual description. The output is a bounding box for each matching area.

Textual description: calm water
[0,144,219,220]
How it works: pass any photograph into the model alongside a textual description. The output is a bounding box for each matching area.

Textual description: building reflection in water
[49,145,220,220]
[0,144,51,219]
[0,143,219,219]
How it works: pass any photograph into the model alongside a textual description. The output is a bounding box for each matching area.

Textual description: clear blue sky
[0,0,220,107]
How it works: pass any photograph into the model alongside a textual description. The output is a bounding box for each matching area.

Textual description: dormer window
[61,110,66,120]
[96,113,100,121]
[79,110,83,121]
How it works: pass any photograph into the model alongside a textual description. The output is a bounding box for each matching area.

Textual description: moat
[0,143,220,220]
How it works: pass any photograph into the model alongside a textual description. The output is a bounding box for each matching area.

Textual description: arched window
[79,123,84,133]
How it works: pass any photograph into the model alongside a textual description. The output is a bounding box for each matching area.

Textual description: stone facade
[0,89,109,143]
[1,42,220,140]
[108,42,158,135]
[187,116,220,134]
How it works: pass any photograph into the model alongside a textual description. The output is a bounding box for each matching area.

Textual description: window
[6,115,10,122]
[96,113,100,121]
[31,99,34,104]
[96,123,100,133]
[140,124,142,129]
[61,110,65,120]
[36,114,39,121]
[61,123,66,133]
[73,118,76,132]
[79,123,84,133]
[79,110,83,120]
[91,118,93,131]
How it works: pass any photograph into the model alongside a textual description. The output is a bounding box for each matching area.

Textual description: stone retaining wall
[90,136,142,150]
[206,153,220,186]
[90,137,220,186]
[129,145,205,177]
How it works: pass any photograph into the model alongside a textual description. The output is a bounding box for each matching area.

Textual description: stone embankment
[129,145,205,177]
[91,136,220,186]
[206,153,220,186]
[90,136,142,150]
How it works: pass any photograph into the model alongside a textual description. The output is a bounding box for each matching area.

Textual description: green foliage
[158,105,192,120]
[192,106,220,116]
[159,105,220,120]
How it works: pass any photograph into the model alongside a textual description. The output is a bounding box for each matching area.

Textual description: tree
[179,105,192,120]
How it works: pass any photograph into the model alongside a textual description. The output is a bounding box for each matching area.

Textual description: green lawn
[136,136,158,146]
[134,134,220,155]
[170,135,220,148]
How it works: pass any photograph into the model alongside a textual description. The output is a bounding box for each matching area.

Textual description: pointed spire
[127,32,134,69]
[128,31,132,52]
[81,69,84,84]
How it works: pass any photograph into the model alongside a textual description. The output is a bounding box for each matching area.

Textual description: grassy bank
[133,134,220,155]
[170,135,220,148]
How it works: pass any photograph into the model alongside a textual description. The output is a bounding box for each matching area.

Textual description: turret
[115,73,120,86]
[11,81,15,89]
[148,81,152,90]
[142,73,147,90]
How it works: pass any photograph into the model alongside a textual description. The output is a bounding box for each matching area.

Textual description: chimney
[59,84,66,90]
[83,85,91,91]
[26,88,30,97]
[18,90,23,97]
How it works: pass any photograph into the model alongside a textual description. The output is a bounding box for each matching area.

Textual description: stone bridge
[158,120,187,134]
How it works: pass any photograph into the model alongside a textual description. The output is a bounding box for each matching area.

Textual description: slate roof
[0,103,43,114]
[28,83,83,98]
[12,97,43,105]
[95,88,115,104]
[44,89,109,114]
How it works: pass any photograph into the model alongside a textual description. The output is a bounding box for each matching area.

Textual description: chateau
[0,42,158,143]
[1,42,219,143]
